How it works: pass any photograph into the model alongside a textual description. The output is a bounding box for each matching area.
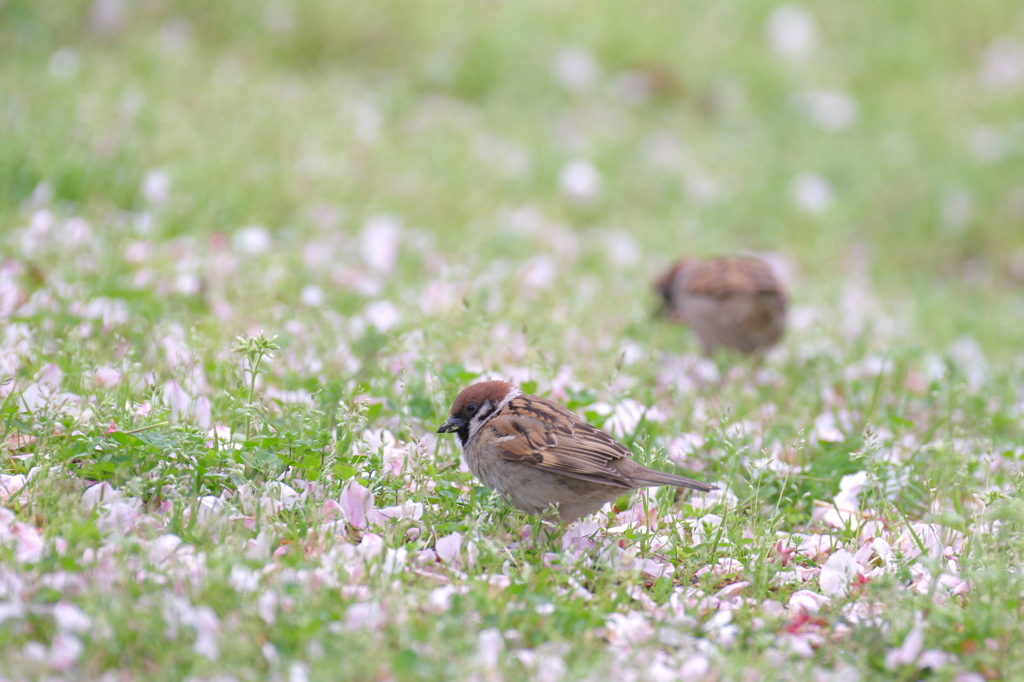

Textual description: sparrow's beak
[436,416,467,434]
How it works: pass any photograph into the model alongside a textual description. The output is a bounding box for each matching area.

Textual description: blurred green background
[2,0,1023,355]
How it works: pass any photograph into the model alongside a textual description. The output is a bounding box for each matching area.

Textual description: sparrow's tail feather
[632,467,715,492]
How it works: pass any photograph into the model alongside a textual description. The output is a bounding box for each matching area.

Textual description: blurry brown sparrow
[437,381,713,522]
[655,256,787,355]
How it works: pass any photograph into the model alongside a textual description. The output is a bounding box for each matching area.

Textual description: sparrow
[437,380,713,522]
[655,256,788,355]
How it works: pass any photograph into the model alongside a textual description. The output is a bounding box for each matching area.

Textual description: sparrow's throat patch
[454,423,470,448]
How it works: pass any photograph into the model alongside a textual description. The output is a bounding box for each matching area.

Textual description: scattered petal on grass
[300,285,325,306]
[194,497,225,526]
[262,482,300,513]
[597,398,660,439]
[0,601,26,627]
[814,471,867,528]
[981,38,1024,91]
[289,661,311,682]
[0,475,27,505]
[53,602,92,634]
[49,48,80,79]
[766,5,817,59]
[885,618,925,668]
[559,160,602,204]
[337,482,376,529]
[39,363,62,387]
[919,649,955,669]
[377,501,423,522]
[689,514,724,546]
[164,380,191,422]
[957,674,987,682]
[476,628,504,671]
[436,532,463,564]
[363,300,400,331]
[381,442,407,476]
[148,534,184,563]
[48,633,85,670]
[796,90,857,131]
[192,606,221,660]
[229,565,260,593]
[233,225,271,255]
[381,547,408,575]
[142,169,171,206]
[553,46,599,93]
[680,653,711,678]
[97,501,144,536]
[605,611,654,646]
[346,602,384,631]
[93,366,122,388]
[3,518,45,563]
[788,590,830,614]
[82,481,120,511]
[791,173,834,214]
[820,549,861,597]
[811,412,844,443]
[519,255,558,290]
[257,590,278,625]
[360,216,401,274]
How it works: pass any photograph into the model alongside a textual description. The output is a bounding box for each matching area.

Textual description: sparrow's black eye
[466,403,478,415]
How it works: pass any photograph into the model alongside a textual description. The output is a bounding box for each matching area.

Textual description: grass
[1,0,1024,679]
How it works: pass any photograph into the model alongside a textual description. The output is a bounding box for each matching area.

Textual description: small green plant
[233,332,280,441]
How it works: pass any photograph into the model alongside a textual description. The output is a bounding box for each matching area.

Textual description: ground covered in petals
[2,2,1024,681]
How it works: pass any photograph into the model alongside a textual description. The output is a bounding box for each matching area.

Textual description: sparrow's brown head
[654,259,687,315]
[436,381,518,444]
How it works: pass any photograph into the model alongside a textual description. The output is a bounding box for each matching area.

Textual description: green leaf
[924,511,966,530]
[442,364,479,383]
[364,402,384,422]
[408,396,434,419]
[334,463,356,480]
[392,649,419,674]
[888,414,914,429]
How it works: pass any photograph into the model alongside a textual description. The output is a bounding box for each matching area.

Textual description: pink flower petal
[436,532,463,564]
[338,482,375,530]
[48,633,84,670]
[94,366,122,389]
[820,549,861,597]
[81,481,119,511]
[788,589,830,614]
[53,602,92,633]
[885,620,924,668]
[11,521,44,562]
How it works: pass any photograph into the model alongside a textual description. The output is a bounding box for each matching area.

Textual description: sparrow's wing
[483,396,637,488]
[686,258,785,299]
